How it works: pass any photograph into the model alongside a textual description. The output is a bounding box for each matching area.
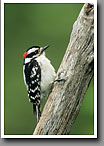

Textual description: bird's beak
[40,45,49,54]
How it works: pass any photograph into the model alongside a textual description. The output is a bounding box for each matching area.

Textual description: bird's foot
[54,71,66,83]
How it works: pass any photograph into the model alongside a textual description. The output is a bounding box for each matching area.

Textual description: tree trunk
[33,3,94,135]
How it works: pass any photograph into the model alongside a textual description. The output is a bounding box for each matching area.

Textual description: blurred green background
[4,3,94,135]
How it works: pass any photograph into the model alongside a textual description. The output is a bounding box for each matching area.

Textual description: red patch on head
[23,52,28,59]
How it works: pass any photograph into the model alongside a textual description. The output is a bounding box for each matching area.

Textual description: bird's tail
[33,104,41,123]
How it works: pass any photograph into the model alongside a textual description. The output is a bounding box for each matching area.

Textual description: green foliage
[4,3,94,135]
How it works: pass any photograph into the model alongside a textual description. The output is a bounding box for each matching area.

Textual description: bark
[33,3,94,135]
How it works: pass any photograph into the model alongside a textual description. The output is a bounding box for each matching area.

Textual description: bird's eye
[34,50,39,55]
[27,49,39,58]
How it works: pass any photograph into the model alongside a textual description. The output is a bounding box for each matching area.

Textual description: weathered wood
[33,3,94,135]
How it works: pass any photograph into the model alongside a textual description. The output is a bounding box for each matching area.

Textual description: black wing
[24,59,41,105]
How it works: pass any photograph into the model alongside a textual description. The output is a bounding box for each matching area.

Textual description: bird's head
[23,45,49,63]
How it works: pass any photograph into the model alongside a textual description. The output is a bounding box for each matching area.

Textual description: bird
[23,45,56,123]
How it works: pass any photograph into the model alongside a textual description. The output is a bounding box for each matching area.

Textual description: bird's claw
[54,71,66,83]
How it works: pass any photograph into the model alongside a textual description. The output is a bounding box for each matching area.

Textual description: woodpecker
[23,46,56,123]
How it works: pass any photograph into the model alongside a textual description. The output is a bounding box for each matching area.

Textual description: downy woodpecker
[23,46,56,122]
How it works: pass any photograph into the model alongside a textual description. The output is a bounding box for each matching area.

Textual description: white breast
[36,54,56,96]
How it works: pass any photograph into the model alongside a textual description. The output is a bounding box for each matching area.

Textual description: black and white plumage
[23,46,56,122]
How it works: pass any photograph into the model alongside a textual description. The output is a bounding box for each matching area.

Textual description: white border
[0,0,97,3]
[1,0,97,138]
